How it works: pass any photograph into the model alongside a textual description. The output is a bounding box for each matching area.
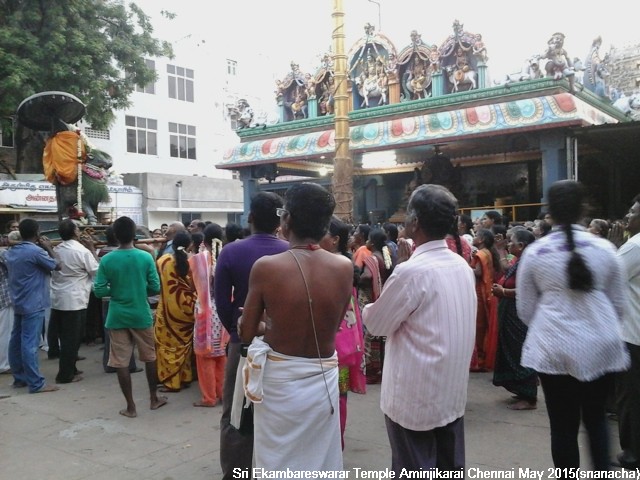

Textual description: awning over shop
[148,207,244,213]
[0,206,57,213]
[218,93,621,169]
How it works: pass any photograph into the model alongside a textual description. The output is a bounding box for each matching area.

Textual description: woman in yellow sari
[155,232,196,392]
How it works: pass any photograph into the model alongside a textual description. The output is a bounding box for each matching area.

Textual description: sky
[137,0,640,104]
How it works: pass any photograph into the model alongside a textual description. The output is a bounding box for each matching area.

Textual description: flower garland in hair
[209,238,224,278]
[212,238,223,261]
[176,246,185,251]
[382,245,392,270]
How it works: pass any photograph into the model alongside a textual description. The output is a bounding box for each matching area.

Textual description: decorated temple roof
[219,84,623,169]
[219,20,629,176]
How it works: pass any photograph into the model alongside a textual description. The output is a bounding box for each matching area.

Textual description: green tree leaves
[0,0,173,130]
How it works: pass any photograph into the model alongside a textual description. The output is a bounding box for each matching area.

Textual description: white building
[80,26,251,229]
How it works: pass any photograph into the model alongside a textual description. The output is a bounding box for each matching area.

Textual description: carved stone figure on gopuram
[540,32,576,90]
[274,61,310,122]
[438,19,483,93]
[396,30,439,101]
[348,23,398,108]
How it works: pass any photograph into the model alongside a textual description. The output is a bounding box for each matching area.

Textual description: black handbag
[238,398,254,435]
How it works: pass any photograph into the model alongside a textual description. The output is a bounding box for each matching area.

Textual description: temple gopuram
[217,21,640,223]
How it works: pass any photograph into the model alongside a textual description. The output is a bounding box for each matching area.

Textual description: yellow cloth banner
[42,131,85,185]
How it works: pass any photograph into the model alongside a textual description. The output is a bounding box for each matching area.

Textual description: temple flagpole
[331,0,353,222]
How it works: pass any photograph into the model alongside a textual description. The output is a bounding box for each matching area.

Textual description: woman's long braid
[173,232,191,278]
[564,222,593,291]
[549,180,593,291]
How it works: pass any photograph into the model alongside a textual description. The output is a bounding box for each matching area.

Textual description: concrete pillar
[239,169,259,227]
[540,131,568,202]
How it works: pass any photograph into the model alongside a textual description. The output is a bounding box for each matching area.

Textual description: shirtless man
[240,182,353,470]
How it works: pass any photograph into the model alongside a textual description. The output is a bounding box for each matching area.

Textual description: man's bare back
[242,248,353,358]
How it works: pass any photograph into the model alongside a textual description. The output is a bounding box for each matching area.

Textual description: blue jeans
[9,310,46,393]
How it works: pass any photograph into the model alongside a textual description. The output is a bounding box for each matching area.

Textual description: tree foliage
[0,0,173,130]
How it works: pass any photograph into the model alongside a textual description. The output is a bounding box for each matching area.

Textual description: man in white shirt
[49,220,99,384]
[362,184,476,473]
[615,194,640,469]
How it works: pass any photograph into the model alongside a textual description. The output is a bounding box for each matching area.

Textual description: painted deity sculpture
[448,46,477,92]
[43,122,111,224]
[356,51,388,107]
[541,32,575,88]
[582,37,609,97]
[439,20,479,93]
[406,60,429,99]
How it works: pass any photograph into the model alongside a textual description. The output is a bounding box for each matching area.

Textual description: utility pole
[331,0,353,222]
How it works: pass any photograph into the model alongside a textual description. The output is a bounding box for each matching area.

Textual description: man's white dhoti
[244,337,343,471]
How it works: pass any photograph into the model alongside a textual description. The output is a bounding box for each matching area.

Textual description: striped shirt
[517,226,630,381]
[362,239,476,431]
[617,232,640,346]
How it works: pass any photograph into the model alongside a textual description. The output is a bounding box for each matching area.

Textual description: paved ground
[0,343,625,479]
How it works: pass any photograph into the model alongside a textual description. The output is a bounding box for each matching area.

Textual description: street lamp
[176,180,183,209]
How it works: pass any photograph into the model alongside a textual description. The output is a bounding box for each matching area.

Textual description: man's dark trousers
[50,309,85,383]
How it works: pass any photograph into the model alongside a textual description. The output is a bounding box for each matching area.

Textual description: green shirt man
[94,248,160,329]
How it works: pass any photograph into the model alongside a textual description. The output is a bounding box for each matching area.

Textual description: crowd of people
[0,178,638,475]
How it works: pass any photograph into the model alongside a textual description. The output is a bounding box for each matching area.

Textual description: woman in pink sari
[188,224,228,407]
[320,217,365,450]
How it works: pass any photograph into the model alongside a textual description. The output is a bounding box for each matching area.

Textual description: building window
[126,116,157,155]
[227,59,237,76]
[136,59,156,94]
[167,64,194,102]
[181,212,203,225]
[169,122,197,159]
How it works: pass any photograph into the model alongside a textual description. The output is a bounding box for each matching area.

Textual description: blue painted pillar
[307,98,318,118]
[432,72,444,97]
[540,131,568,202]
[477,64,487,89]
[277,98,285,123]
[239,169,259,227]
